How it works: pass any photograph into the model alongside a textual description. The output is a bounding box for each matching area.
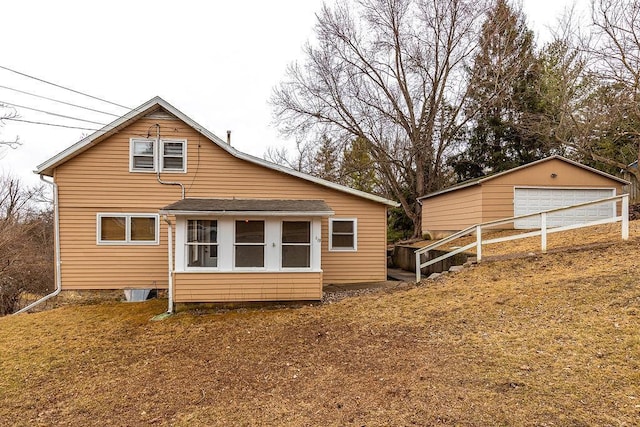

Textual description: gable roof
[35,96,398,207]
[418,155,630,201]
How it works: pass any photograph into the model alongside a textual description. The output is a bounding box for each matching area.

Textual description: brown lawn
[1,224,639,426]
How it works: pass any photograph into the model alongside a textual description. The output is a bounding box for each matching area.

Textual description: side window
[329,218,357,251]
[98,214,158,245]
[282,221,311,268]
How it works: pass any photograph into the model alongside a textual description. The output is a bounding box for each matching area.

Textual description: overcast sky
[0,0,587,187]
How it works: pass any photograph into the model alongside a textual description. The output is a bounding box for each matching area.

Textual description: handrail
[414,193,629,282]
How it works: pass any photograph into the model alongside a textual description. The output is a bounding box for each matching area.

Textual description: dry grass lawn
[1,223,639,426]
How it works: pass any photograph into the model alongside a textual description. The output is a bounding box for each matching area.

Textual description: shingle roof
[160,198,334,215]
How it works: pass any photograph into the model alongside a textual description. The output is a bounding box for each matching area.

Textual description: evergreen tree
[450,0,544,181]
[309,135,341,183]
[341,137,378,193]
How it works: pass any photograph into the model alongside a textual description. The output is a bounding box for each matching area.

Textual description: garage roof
[418,156,630,201]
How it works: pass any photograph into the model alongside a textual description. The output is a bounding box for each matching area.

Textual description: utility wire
[0,84,120,117]
[0,64,132,110]
[0,117,99,131]
[0,100,108,126]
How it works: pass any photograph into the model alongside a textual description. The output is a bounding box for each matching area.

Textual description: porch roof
[159,198,334,216]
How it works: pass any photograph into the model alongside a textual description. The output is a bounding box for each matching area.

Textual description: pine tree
[450,0,543,181]
[341,137,378,193]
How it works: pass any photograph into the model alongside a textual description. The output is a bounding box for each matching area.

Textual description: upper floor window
[130,138,186,173]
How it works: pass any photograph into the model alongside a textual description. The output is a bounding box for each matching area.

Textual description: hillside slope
[1,225,639,426]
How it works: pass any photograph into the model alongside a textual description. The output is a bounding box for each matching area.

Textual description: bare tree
[0,103,20,152]
[272,0,490,237]
[0,176,54,316]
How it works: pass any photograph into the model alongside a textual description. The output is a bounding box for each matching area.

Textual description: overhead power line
[0,117,99,131]
[0,64,132,110]
[0,84,120,117]
[0,100,108,126]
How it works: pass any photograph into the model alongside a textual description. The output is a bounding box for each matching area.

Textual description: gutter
[14,175,62,314]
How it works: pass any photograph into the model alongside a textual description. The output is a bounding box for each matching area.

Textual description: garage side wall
[481,158,625,225]
[421,186,483,238]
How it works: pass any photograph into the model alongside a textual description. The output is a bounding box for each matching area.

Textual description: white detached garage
[419,156,629,237]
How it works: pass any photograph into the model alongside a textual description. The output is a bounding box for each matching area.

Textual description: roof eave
[159,210,336,217]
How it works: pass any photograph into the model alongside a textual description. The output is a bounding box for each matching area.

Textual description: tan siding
[174,272,322,302]
[422,186,482,235]
[55,117,387,293]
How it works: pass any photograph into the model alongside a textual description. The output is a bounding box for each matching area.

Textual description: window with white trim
[234,220,265,268]
[98,214,158,245]
[129,138,186,172]
[282,221,311,268]
[329,218,357,251]
[186,220,218,267]
[131,139,155,171]
[162,140,186,172]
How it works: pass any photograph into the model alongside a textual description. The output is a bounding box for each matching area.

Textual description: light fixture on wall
[550,173,558,178]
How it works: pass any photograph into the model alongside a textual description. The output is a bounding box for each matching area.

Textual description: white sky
[0,0,588,187]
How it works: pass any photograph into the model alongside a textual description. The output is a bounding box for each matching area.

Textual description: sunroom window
[235,220,265,268]
[186,220,218,268]
[282,221,311,268]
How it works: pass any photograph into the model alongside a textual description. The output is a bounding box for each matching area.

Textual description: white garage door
[514,187,615,229]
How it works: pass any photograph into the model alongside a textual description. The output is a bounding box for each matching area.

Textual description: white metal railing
[414,194,630,282]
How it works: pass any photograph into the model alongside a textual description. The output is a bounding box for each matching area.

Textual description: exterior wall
[421,185,483,237]
[53,115,388,294]
[174,272,322,302]
[480,158,624,223]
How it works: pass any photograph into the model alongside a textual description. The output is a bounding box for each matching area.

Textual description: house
[419,156,629,238]
[35,97,397,310]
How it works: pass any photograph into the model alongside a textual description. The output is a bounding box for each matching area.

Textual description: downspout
[155,124,185,199]
[162,214,174,314]
[14,175,62,314]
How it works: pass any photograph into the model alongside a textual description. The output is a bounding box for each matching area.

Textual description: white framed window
[186,220,218,268]
[329,218,357,251]
[129,138,187,173]
[161,140,186,172]
[130,139,155,172]
[234,220,265,268]
[281,221,311,268]
[97,214,159,245]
